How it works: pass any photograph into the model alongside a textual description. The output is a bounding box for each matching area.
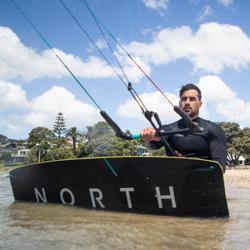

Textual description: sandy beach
[224,168,250,188]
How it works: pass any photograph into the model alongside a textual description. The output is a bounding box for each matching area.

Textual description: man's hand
[140,128,161,142]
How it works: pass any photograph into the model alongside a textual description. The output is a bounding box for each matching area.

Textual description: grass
[0,162,24,171]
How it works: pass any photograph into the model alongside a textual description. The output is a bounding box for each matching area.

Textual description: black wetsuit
[150,117,227,171]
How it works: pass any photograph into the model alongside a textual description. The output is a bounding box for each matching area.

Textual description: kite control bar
[100,111,140,140]
[100,110,200,140]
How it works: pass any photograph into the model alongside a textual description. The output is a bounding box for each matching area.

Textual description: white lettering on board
[34,187,47,203]
[155,186,177,208]
[89,188,105,208]
[60,188,75,205]
[120,187,135,208]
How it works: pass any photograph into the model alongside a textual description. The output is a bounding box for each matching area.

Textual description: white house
[11,149,30,163]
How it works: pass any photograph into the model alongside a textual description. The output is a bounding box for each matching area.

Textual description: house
[11,148,30,163]
[137,145,150,156]
[237,155,250,166]
[0,142,30,164]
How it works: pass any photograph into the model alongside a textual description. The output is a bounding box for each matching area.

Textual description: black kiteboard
[9,156,229,217]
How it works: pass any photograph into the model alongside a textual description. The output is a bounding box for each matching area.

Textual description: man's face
[179,89,202,119]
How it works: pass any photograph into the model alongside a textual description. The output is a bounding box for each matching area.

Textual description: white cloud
[117,76,250,127]
[189,0,200,4]
[197,5,213,21]
[117,91,179,124]
[95,38,108,49]
[216,0,233,7]
[125,22,250,73]
[0,115,28,134]
[142,0,169,14]
[0,26,116,82]
[197,75,250,126]
[3,23,249,86]
[190,0,233,7]
[0,85,102,135]
[2,77,250,137]
[0,26,149,84]
[0,81,28,111]
[24,86,101,128]
[115,50,152,83]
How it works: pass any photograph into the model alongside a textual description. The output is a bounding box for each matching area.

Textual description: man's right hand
[140,128,161,142]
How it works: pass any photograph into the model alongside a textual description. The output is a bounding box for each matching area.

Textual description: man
[140,84,227,172]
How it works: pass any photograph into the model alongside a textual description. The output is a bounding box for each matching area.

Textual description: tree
[85,121,140,156]
[241,127,250,158]
[76,142,89,157]
[1,152,12,162]
[25,148,39,164]
[66,127,81,154]
[28,127,55,148]
[44,147,73,161]
[53,112,66,138]
[219,122,244,166]
[27,127,55,162]
[149,147,166,156]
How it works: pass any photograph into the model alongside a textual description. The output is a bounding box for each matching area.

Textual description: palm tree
[66,127,81,154]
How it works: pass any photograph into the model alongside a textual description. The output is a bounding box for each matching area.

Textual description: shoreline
[224,169,250,188]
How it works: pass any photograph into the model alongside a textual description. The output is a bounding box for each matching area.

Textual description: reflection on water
[0,170,250,250]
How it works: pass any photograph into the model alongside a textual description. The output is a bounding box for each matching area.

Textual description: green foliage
[53,112,66,138]
[85,121,140,156]
[27,127,55,162]
[1,152,12,162]
[76,142,89,157]
[241,127,250,158]
[66,127,82,153]
[28,127,55,148]
[4,162,23,167]
[149,147,166,156]
[23,119,250,166]
[219,122,242,144]
[219,122,250,166]
[25,148,39,164]
[26,147,73,163]
[44,147,74,161]
[53,137,68,147]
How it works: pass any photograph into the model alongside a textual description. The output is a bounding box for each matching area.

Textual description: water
[0,169,250,250]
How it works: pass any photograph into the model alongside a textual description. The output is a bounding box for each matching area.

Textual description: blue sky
[0,0,250,139]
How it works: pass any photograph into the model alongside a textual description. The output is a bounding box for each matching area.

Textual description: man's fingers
[140,128,160,141]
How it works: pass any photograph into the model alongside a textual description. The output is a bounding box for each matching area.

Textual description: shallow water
[0,170,249,250]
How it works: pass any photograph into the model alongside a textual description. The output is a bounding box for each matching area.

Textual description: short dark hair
[179,83,202,100]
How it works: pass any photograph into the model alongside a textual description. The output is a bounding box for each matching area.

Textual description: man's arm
[209,123,227,172]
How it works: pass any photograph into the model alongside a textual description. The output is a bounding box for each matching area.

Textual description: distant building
[238,155,245,165]
[137,145,150,156]
[237,155,250,166]
[0,142,30,164]
[11,149,30,163]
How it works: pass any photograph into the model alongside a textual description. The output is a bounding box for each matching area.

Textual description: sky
[0,0,250,139]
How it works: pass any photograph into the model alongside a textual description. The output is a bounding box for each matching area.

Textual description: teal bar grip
[132,134,141,139]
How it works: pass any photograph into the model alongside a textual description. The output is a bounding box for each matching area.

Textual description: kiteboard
[9,156,229,217]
